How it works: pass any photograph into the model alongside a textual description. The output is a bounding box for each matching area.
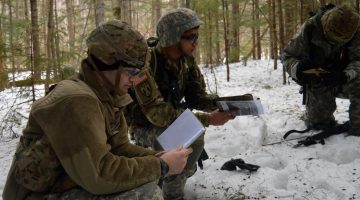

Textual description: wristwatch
[159,159,169,177]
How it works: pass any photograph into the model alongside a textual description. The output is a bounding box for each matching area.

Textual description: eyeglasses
[181,34,199,43]
[122,67,140,77]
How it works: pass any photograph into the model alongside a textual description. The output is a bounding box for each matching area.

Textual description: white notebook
[157,109,205,150]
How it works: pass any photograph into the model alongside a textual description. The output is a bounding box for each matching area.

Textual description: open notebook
[157,109,205,150]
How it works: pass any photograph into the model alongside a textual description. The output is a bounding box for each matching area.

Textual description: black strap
[294,121,350,148]
[283,127,312,139]
[197,149,209,170]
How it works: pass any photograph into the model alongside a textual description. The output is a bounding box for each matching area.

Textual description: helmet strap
[87,56,122,95]
[176,43,186,57]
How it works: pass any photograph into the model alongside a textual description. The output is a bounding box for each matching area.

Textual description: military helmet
[156,8,203,48]
[321,4,360,44]
[86,20,148,71]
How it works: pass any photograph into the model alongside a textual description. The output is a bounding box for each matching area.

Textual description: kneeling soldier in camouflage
[3,20,192,200]
[128,8,239,200]
[282,4,360,136]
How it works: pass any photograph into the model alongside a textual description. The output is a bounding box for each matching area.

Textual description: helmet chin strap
[87,55,124,96]
[176,43,185,58]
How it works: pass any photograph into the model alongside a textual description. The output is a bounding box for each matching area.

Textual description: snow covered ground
[1,60,359,200]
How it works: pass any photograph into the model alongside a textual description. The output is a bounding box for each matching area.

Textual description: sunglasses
[181,34,199,43]
[122,67,140,77]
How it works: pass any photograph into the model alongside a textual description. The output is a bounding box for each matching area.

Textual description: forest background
[0,0,359,137]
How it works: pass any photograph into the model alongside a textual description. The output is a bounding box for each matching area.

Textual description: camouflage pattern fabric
[86,20,148,69]
[128,42,217,199]
[321,5,360,44]
[44,182,163,200]
[133,126,204,200]
[281,5,360,136]
[13,135,63,192]
[156,8,203,47]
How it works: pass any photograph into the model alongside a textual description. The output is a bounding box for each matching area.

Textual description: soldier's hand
[159,147,193,176]
[296,57,313,82]
[208,109,236,126]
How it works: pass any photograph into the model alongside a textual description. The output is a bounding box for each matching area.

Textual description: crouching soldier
[3,20,192,200]
[281,4,360,136]
[127,8,239,200]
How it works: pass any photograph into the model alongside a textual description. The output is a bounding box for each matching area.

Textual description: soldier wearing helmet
[2,20,192,199]
[281,4,360,135]
[128,8,237,200]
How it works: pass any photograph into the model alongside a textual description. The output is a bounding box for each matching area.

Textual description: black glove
[321,71,347,86]
[220,158,260,172]
[296,58,313,82]
[197,149,209,170]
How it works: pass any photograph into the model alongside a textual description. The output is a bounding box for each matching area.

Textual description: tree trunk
[94,0,105,27]
[204,10,212,65]
[30,0,41,82]
[277,0,285,54]
[152,0,161,35]
[66,0,75,63]
[357,0,359,12]
[215,6,221,64]
[46,0,54,92]
[171,0,178,9]
[24,0,31,70]
[284,0,294,45]
[229,0,240,63]
[8,0,15,83]
[270,0,278,69]
[255,0,261,59]
[122,0,131,24]
[0,0,8,90]
[53,0,61,79]
[186,0,191,8]
[251,0,256,59]
[222,0,230,82]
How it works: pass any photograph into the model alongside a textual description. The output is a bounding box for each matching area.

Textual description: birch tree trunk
[8,0,15,83]
[94,0,105,27]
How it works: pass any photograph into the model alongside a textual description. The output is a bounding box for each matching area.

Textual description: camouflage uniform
[281,5,360,135]
[128,8,218,200]
[44,182,163,200]
[3,21,164,200]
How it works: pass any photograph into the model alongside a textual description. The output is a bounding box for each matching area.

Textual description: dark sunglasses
[181,34,199,43]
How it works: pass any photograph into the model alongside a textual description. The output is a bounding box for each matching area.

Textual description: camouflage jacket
[128,45,218,129]
[3,62,160,199]
[281,11,360,83]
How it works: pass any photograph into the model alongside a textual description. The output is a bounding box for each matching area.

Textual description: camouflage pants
[133,126,205,200]
[43,182,163,200]
[304,76,360,135]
